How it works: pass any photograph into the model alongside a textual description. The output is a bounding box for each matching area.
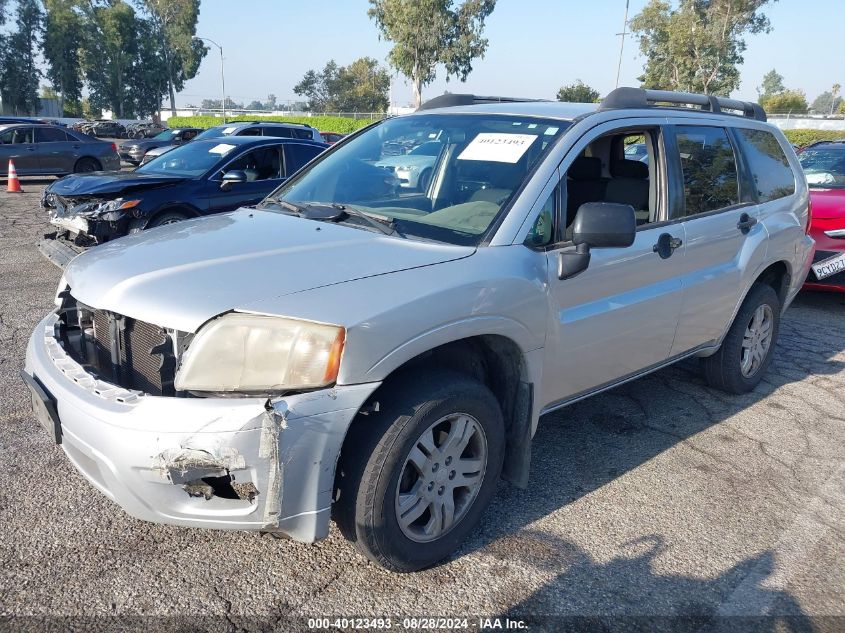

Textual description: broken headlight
[174,313,345,393]
[90,198,141,221]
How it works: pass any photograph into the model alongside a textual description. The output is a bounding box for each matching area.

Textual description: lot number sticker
[458,133,537,163]
[208,143,236,155]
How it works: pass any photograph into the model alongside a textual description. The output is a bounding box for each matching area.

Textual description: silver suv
[23,88,814,572]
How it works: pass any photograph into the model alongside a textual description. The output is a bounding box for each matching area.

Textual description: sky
[178,0,841,110]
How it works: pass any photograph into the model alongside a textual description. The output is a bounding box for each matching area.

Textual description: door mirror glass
[220,170,247,190]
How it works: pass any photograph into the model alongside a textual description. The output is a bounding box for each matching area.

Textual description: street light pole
[196,36,226,123]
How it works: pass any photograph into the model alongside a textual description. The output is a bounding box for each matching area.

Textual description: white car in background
[375,141,443,189]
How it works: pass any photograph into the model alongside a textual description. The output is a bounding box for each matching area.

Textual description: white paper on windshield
[458,133,537,163]
[222,126,237,134]
[208,143,236,155]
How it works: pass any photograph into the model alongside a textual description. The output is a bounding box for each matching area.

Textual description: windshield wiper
[330,204,403,237]
[258,197,306,215]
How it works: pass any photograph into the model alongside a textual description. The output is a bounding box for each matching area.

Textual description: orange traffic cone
[7,159,22,193]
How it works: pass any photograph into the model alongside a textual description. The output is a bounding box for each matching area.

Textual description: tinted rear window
[734,129,795,202]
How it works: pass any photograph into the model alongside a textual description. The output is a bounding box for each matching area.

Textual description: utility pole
[615,0,630,89]
[196,37,226,123]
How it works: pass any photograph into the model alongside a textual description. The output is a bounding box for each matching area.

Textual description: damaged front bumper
[23,313,380,542]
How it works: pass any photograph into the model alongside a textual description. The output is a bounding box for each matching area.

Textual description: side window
[182,130,198,141]
[237,127,262,137]
[734,128,795,202]
[35,127,68,142]
[0,130,14,144]
[562,127,660,236]
[261,126,292,138]
[674,126,739,217]
[4,128,34,144]
[524,187,557,248]
[290,128,313,140]
[284,144,324,176]
[222,147,282,181]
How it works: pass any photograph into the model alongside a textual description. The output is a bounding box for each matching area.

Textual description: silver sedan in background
[0,124,120,176]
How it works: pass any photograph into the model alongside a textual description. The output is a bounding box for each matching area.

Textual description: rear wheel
[702,283,781,394]
[334,371,504,572]
[74,157,100,173]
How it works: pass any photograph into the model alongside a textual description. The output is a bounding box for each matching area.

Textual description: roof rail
[599,87,767,122]
[417,93,548,111]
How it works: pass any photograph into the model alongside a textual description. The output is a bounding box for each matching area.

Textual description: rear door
[203,145,286,214]
[34,126,74,174]
[0,127,40,174]
[667,124,768,355]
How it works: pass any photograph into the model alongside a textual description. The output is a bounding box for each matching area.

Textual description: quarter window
[525,188,556,248]
[734,129,795,202]
[674,126,739,217]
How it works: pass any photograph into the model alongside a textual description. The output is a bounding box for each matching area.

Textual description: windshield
[153,130,177,140]
[270,114,567,245]
[799,148,845,188]
[137,140,237,177]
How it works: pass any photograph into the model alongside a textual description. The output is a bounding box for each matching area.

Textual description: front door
[0,127,40,175]
[34,126,74,174]
[540,123,686,408]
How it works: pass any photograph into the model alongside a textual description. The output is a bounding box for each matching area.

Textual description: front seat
[604,159,650,221]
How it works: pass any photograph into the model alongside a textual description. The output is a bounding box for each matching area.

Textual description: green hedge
[166,115,378,134]
[782,129,845,147]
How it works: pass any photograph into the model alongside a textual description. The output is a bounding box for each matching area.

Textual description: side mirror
[220,170,247,190]
[558,202,636,280]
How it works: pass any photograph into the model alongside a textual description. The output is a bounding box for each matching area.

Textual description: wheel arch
[143,204,202,227]
[338,333,536,492]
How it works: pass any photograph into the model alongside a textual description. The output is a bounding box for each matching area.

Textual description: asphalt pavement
[0,179,843,632]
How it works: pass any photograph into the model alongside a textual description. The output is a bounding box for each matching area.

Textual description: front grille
[58,294,178,396]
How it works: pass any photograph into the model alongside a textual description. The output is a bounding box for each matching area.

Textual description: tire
[702,283,781,394]
[147,210,190,228]
[74,157,100,173]
[334,370,505,572]
[417,168,432,192]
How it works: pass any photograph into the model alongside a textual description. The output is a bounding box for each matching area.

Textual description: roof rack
[599,87,767,122]
[417,93,549,111]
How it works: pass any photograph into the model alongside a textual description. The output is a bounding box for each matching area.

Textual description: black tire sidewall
[148,211,189,228]
[708,284,781,393]
[74,158,100,173]
[353,373,505,571]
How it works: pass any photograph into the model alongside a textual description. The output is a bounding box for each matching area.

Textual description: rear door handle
[737,212,758,233]
[653,233,683,259]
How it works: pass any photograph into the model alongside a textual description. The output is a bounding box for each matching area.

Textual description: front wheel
[334,371,504,572]
[702,283,781,394]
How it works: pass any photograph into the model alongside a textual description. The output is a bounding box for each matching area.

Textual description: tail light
[805,197,813,235]
[111,143,117,152]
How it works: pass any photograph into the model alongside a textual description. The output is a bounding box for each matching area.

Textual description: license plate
[811,251,845,280]
[20,371,62,444]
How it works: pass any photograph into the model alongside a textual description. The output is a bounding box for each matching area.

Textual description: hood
[47,171,185,197]
[64,208,475,332]
[809,188,845,220]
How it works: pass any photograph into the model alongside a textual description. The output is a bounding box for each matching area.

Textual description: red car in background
[799,141,845,292]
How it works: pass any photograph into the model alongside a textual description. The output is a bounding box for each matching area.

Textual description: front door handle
[653,233,683,259]
[737,212,758,233]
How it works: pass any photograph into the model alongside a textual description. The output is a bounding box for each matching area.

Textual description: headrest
[611,159,649,179]
[568,156,602,180]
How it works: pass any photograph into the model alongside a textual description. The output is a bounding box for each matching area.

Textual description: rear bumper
[23,312,380,541]
[101,154,121,171]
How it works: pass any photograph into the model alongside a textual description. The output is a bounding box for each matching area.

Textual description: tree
[79,0,140,118]
[134,0,206,116]
[42,0,84,116]
[757,69,784,99]
[0,0,43,115]
[368,0,496,108]
[200,97,240,110]
[265,93,277,110]
[131,17,170,117]
[630,0,774,96]
[294,57,390,112]
[759,89,807,114]
[811,91,843,115]
[246,100,265,111]
[557,80,600,103]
